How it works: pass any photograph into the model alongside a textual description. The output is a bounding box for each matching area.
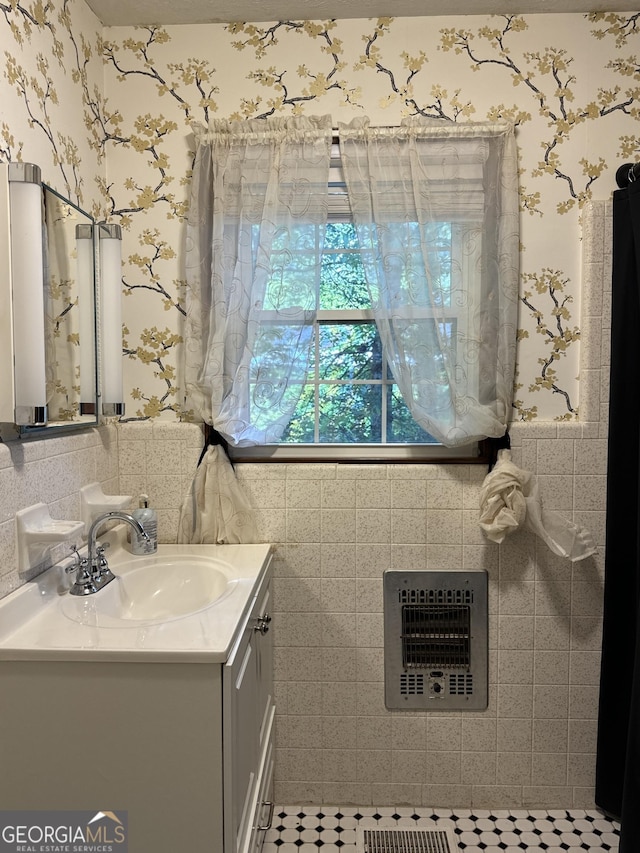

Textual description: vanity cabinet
[0,554,274,853]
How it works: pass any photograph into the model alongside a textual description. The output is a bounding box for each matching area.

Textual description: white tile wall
[241,438,607,810]
[0,425,120,597]
[116,419,204,542]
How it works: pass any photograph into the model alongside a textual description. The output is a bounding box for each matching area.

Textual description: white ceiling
[84,0,634,27]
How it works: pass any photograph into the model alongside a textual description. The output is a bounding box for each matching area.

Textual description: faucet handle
[65,548,93,593]
[64,545,87,575]
[94,543,114,582]
[65,545,83,573]
[96,542,110,560]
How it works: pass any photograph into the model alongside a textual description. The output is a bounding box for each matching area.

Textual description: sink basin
[0,535,273,662]
[61,554,237,626]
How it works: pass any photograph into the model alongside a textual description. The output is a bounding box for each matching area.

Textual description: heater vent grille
[399,587,474,606]
[384,569,488,711]
[449,673,474,695]
[400,673,424,695]
[402,604,471,669]
[356,825,459,853]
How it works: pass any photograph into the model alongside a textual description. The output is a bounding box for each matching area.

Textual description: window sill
[230,441,488,464]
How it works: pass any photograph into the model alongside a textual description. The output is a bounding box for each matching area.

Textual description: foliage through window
[266,219,449,447]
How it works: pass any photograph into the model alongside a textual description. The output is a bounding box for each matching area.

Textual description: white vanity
[0,530,274,853]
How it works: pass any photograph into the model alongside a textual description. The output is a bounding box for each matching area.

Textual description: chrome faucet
[66,511,149,596]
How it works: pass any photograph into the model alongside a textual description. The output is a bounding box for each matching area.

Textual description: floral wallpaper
[1,3,639,424]
[0,0,103,212]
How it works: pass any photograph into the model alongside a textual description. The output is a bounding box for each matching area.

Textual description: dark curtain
[595,177,640,851]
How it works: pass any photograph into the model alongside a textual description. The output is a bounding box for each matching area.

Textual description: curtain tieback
[199,424,233,468]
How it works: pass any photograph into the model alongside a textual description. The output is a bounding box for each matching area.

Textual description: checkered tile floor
[262,806,620,852]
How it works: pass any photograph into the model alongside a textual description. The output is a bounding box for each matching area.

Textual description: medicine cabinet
[0,162,124,437]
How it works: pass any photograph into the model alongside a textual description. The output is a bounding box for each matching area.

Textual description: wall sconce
[76,224,96,416]
[98,222,125,417]
[0,162,47,427]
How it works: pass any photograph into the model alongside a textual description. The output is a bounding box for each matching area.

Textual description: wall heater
[383,568,488,711]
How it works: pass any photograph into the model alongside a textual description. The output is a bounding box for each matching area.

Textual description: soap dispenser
[130,494,158,555]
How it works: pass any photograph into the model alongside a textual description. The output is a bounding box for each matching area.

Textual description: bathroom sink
[61,554,237,625]
[0,531,273,661]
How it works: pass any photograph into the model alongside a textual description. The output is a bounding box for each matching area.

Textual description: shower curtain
[595,177,640,852]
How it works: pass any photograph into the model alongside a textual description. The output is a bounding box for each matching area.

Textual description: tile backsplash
[0,420,204,597]
[0,425,120,598]
[116,420,204,542]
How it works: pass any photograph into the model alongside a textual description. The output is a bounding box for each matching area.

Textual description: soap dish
[80,482,132,535]
[16,503,84,574]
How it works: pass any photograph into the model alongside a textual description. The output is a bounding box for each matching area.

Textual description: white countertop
[0,528,272,663]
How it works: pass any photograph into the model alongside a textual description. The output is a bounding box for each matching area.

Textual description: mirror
[42,184,98,429]
[0,163,100,437]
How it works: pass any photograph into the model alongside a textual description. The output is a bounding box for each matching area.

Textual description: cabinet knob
[253,613,272,634]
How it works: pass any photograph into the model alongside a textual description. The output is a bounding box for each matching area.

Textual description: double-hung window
[236,145,483,462]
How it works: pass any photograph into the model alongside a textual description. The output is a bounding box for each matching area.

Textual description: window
[185,117,518,464]
[234,149,483,463]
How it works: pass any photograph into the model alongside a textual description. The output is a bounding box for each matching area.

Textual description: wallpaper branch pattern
[1,5,639,423]
[1,0,101,207]
[229,20,363,115]
[441,17,628,214]
[356,20,471,121]
[516,269,579,421]
[103,29,217,123]
[122,324,183,420]
[590,11,640,45]
[123,228,186,316]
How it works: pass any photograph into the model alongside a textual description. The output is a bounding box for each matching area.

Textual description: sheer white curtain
[339,117,520,447]
[178,114,332,543]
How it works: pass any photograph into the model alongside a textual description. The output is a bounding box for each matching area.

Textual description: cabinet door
[254,578,274,755]
[224,626,259,853]
[223,563,275,853]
